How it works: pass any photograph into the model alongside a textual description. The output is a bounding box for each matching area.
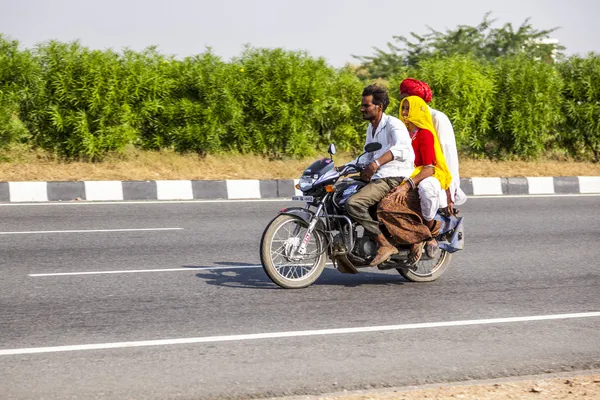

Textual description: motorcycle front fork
[296,201,325,255]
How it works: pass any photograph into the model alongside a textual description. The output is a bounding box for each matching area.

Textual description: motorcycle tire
[260,214,327,289]
[397,250,452,282]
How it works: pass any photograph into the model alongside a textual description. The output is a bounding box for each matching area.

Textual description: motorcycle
[259,143,464,289]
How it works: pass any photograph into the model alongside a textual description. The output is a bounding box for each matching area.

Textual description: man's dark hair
[362,84,390,112]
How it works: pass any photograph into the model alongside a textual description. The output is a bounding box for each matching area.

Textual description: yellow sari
[401,96,452,190]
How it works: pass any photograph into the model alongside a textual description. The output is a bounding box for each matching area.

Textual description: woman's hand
[388,184,410,203]
[445,188,455,215]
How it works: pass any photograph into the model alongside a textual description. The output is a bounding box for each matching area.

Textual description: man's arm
[385,120,411,163]
[362,150,393,180]
[362,120,411,180]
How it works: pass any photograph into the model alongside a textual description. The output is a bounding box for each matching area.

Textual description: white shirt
[430,108,467,205]
[352,113,415,180]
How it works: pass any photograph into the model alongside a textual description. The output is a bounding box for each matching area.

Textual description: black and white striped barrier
[0,176,599,202]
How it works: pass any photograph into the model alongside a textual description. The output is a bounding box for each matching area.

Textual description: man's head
[399,78,432,103]
[361,84,389,121]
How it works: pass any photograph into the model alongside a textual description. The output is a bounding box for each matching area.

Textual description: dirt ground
[276,372,600,400]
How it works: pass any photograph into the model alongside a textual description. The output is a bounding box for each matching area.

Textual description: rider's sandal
[369,246,399,266]
[407,241,425,266]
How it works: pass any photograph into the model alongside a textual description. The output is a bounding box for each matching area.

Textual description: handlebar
[337,163,368,177]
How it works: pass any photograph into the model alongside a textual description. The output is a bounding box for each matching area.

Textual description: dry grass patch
[460,158,600,178]
[0,147,599,181]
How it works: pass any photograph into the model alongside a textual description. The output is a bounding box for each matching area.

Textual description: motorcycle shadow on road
[188,262,406,290]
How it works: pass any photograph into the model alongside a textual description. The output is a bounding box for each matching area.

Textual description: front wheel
[260,214,327,289]
[397,250,452,282]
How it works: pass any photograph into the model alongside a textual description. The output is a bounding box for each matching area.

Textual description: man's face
[360,95,381,121]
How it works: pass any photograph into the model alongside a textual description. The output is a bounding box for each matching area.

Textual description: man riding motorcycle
[259,87,464,289]
[344,84,415,266]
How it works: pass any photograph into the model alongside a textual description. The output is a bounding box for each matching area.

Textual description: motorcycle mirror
[328,143,337,156]
[364,142,382,153]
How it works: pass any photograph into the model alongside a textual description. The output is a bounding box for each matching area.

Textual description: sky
[1,0,598,67]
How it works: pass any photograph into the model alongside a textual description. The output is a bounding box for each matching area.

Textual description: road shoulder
[272,370,600,400]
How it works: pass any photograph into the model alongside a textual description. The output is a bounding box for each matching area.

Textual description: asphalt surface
[0,196,599,399]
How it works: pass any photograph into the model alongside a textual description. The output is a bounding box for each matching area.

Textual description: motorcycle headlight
[298,176,315,192]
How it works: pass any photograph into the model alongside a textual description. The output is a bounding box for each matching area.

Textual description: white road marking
[0,228,183,235]
[0,194,598,207]
[28,263,334,277]
[29,265,263,277]
[1,312,598,356]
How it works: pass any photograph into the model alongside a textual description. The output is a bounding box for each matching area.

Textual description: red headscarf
[399,78,433,103]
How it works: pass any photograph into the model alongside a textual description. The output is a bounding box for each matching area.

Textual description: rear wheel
[397,249,452,282]
[260,214,327,289]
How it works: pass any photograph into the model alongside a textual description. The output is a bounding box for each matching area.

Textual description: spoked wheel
[397,249,452,282]
[260,214,327,289]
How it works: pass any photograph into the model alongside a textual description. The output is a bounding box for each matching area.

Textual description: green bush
[0,99,30,148]
[165,52,245,156]
[558,54,600,161]
[2,33,600,162]
[0,35,34,147]
[312,65,365,153]
[6,41,369,160]
[24,41,137,159]
[491,55,564,158]
[232,48,332,157]
[410,56,496,156]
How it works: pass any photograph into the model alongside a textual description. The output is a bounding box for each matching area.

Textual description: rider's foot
[407,241,425,266]
[369,234,399,266]
[370,245,399,266]
[425,238,440,258]
[425,219,442,236]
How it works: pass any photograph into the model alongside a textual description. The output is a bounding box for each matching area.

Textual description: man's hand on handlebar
[360,161,378,181]
[336,163,360,174]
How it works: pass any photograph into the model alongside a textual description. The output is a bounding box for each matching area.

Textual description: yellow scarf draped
[401,96,452,190]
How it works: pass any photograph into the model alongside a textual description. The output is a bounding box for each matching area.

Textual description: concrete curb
[1,177,599,202]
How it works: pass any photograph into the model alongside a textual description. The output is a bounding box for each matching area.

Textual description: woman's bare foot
[425,238,440,258]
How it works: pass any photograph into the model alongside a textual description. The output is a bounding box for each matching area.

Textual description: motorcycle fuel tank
[332,178,367,209]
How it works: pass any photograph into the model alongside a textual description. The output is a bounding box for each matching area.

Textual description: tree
[354,13,564,79]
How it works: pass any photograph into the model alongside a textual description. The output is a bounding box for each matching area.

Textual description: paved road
[1,196,599,399]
